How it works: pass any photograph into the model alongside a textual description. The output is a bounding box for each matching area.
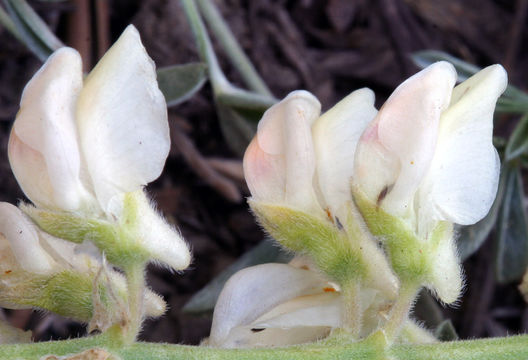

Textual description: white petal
[313,88,377,221]
[0,203,55,274]
[243,91,322,212]
[253,292,342,328]
[220,325,331,348]
[9,48,89,211]
[426,65,506,225]
[356,62,456,217]
[209,263,331,346]
[76,25,169,214]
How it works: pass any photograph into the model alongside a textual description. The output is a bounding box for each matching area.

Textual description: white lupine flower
[8,25,190,270]
[243,90,398,296]
[208,263,342,348]
[354,61,505,233]
[244,91,322,215]
[0,202,164,318]
[209,261,433,348]
[244,89,375,223]
[353,62,506,303]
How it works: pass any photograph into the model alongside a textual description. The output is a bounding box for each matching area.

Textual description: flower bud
[0,202,166,322]
[244,90,322,214]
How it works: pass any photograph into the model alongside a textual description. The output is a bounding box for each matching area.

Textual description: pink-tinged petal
[355,62,457,217]
[9,48,89,211]
[313,88,377,221]
[425,65,506,225]
[0,203,55,274]
[243,91,322,213]
[209,263,331,346]
[77,25,169,215]
[8,132,54,209]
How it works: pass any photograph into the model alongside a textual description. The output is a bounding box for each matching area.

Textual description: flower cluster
[210,61,507,347]
[0,25,190,329]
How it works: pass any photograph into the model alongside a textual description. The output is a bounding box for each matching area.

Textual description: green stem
[2,333,528,360]
[122,263,146,344]
[181,0,276,109]
[181,0,229,92]
[0,4,22,42]
[382,283,420,342]
[196,0,272,97]
[216,87,276,112]
[341,281,362,338]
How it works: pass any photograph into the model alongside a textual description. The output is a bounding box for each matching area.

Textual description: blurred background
[0,0,527,345]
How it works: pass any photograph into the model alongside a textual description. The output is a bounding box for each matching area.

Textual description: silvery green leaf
[435,319,459,341]
[157,63,207,107]
[505,114,528,162]
[413,290,445,329]
[216,103,257,156]
[495,164,528,284]
[4,0,63,61]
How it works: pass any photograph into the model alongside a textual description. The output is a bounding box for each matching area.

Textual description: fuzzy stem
[383,283,420,342]
[181,0,276,108]
[2,333,528,360]
[181,0,229,91]
[196,0,273,97]
[122,263,146,344]
[341,281,362,338]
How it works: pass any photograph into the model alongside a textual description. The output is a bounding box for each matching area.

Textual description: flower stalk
[195,0,273,97]
[2,332,528,360]
[122,262,147,344]
[181,0,277,110]
[381,283,420,343]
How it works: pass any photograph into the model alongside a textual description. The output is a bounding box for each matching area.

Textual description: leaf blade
[156,62,207,107]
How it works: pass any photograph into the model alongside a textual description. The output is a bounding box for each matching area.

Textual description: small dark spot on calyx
[335,216,344,230]
[376,185,393,206]
[251,328,265,333]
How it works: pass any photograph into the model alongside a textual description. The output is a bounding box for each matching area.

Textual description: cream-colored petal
[425,65,506,225]
[209,263,331,346]
[313,88,377,222]
[253,292,342,328]
[243,91,322,213]
[9,48,89,211]
[220,325,331,348]
[76,25,169,215]
[0,203,55,274]
[8,132,54,209]
[355,62,456,217]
